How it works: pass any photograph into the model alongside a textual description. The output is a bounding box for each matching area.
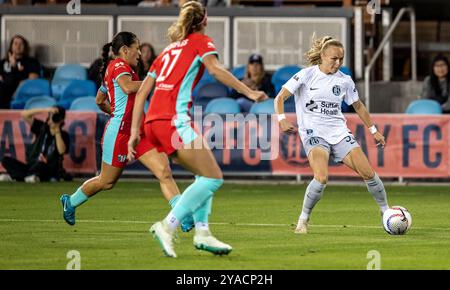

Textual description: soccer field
[0,181,449,270]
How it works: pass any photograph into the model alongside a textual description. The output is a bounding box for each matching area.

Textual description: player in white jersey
[274,36,390,234]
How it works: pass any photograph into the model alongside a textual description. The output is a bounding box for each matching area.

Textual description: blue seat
[58,80,97,109]
[205,98,241,114]
[339,66,353,77]
[338,67,353,112]
[53,64,87,81]
[194,83,230,111]
[249,99,275,114]
[196,83,229,99]
[69,96,102,112]
[405,99,443,115]
[24,96,57,110]
[52,64,88,99]
[10,79,52,109]
[271,65,301,95]
[193,70,217,98]
[232,65,246,80]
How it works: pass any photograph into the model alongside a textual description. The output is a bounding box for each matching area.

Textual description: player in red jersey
[60,32,183,226]
[128,1,268,258]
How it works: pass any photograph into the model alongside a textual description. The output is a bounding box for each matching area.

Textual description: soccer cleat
[149,221,177,258]
[181,215,195,232]
[25,175,40,183]
[60,194,76,226]
[294,218,309,234]
[193,230,232,255]
[0,174,12,182]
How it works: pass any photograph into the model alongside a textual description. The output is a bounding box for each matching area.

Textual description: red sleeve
[111,60,132,81]
[197,35,219,61]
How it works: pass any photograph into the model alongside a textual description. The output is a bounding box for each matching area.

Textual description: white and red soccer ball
[382,206,412,235]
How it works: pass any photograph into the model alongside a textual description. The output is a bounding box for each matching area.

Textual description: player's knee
[198,176,224,192]
[314,174,328,185]
[359,169,375,180]
[155,164,173,183]
[101,181,116,191]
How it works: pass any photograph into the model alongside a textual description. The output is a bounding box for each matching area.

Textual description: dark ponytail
[100,42,112,82]
[99,31,138,84]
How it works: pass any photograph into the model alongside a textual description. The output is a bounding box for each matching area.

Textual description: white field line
[0,218,448,231]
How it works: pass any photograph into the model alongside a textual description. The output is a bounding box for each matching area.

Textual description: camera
[51,106,66,123]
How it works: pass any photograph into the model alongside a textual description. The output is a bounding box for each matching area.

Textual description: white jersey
[282,65,359,144]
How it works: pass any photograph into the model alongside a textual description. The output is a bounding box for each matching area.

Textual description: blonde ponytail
[168,1,206,42]
[305,35,343,66]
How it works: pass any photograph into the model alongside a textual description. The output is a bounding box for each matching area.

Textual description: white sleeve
[343,77,359,105]
[282,70,304,95]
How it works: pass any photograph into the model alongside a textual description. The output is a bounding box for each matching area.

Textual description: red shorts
[102,120,154,168]
[144,119,198,155]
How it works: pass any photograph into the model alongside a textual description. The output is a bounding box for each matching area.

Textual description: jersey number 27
[156,49,182,82]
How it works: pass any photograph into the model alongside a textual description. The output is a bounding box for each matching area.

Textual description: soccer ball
[382,206,412,235]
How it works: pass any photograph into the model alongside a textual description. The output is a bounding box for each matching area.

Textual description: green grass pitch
[0,181,449,270]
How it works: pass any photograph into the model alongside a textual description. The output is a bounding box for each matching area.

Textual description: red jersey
[145,33,218,123]
[103,58,139,133]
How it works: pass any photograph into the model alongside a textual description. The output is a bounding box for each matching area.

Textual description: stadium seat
[193,70,217,98]
[69,96,102,113]
[271,65,301,94]
[10,79,52,109]
[249,98,275,114]
[341,101,351,113]
[196,83,229,99]
[194,83,230,111]
[405,99,443,115]
[339,66,353,77]
[231,65,246,80]
[24,96,57,110]
[205,98,241,114]
[58,80,97,109]
[52,64,88,99]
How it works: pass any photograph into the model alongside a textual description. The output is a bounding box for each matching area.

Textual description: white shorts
[302,134,360,163]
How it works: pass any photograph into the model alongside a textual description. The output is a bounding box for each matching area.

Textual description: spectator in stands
[138,43,156,80]
[230,53,275,112]
[421,54,450,113]
[0,106,71,183]
[0,35,41,109]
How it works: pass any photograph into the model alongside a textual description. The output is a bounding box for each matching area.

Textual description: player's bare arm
[95,89,111,115]
[116,74,142,95]
[274,87,296,134]
[352,100,386,146]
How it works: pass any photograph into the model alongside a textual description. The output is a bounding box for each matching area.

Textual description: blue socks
[169,194,181,208]
[69,187,89,208]
[165,176,223,230]
[193,196,212,224]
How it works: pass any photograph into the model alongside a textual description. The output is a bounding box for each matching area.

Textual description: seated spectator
[0,106,71,183]
[230,53,275,112]
[421,54,450,113]
[0,35,41,109]
[138,43,156,80]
